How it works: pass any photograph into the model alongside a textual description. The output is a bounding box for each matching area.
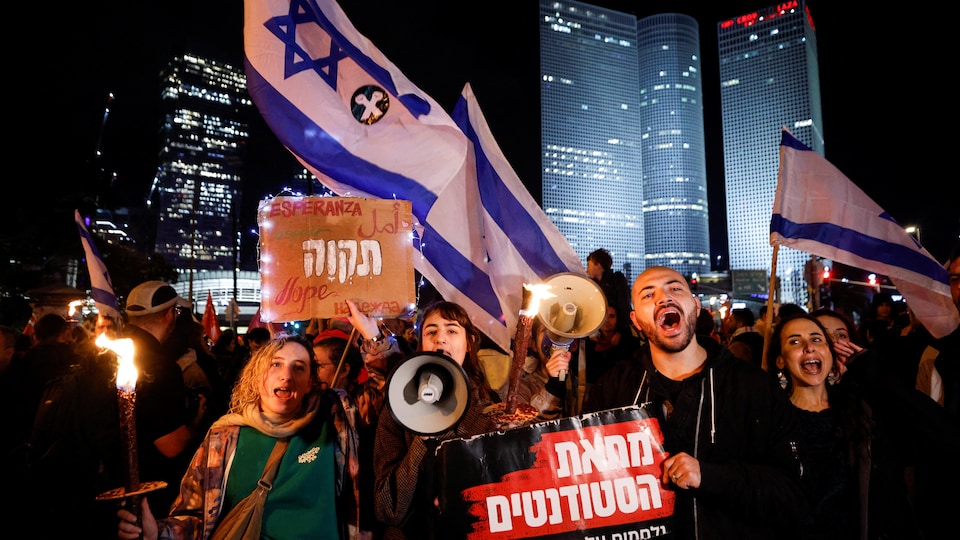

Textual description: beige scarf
[212,393,320,438]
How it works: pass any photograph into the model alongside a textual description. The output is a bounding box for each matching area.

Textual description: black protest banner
[437,406,675,539]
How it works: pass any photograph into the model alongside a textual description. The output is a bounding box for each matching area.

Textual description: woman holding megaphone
[348,299,510,540]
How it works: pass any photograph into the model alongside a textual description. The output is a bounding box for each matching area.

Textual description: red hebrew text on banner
[257,196,415,321]
[437,406,675,539]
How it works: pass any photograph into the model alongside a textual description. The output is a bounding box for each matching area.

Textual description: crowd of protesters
[2,243,957,539]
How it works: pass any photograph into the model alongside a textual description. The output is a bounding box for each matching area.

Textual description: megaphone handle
[548,342,571,381]
[418,371,444,404]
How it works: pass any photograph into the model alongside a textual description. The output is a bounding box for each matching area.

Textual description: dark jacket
[728,329,765,368]
[370,337,500,540]
[583,336,808,540]
[598,270,633,334]
[123,323,192,513]
[833,348,960,540]
[932,325,959,425]
[373,391,499,540]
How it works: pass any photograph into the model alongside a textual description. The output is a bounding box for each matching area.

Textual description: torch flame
[520,282,556,317]
[96,333,137,392]
[68,300,82,319]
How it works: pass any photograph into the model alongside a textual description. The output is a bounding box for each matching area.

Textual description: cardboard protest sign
[257,196,415,321]
[437,406,674,539]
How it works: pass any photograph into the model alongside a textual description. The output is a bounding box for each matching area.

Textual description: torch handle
[118,389,140,493]
[506,316,533,414]
[125,494,144,540]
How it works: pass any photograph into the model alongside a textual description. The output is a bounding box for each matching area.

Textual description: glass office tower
[539,0,644,281]
[717,0,823,304]
[152,53,251,274]
[637,13,710,279]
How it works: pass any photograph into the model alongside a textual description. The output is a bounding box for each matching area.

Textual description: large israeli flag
[451,83,584,343]
[74,209,120,322]
[771,129,958,338]
[244,0,582,350]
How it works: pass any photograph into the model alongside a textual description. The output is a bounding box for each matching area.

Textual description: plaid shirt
[157,389,370,540]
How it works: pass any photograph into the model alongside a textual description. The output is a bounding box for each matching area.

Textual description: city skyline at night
[19,1,957,277]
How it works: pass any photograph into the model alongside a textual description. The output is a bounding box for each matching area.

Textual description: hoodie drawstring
[709,368,716,443]
[694,367,717,454]
[633,371,648,406]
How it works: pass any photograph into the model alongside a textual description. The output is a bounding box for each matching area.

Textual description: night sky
[26,0,958,267]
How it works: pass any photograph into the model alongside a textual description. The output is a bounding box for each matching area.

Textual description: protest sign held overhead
[257,196,415,322]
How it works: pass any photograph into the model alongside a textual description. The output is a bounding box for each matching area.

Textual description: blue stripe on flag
[770,215,948,284]
[246,65,439,217]
[247,62,506,321]
[454,98,573,277]
[74,210,119,319]
[417,221,504,318]
[772,127,958,338]
[779,130,808,151]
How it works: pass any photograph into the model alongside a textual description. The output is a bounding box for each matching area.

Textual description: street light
[904,225,921,243]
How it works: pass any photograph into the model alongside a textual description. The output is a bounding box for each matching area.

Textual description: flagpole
[761,244,779,372]
[331,326,358,386]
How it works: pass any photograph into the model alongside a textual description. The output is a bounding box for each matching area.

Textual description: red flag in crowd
[22,314,37,340]
[248,306,283,338]
[201,291,221,342]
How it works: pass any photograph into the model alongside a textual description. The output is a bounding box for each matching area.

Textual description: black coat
[584,336,808,540]
[597,269,633,334]
[836,348,960,539]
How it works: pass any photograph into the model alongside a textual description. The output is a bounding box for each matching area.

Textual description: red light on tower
[822,267,831,281]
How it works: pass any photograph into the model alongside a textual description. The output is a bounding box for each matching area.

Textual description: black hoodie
[584,336,808,540]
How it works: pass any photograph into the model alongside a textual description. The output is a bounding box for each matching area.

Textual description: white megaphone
[384,352,471,436]
[537,272,608,380]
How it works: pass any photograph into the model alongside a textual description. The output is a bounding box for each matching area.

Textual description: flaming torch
[483,282,555,427]
[95,334,166,536]
[67,300,83,322]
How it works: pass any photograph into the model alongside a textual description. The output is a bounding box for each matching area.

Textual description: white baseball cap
[125,281,182,317]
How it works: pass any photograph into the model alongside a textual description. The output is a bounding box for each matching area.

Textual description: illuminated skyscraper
[539,0,644,281]
[717,0,823,304]
[152,53,251,274]
[636,13,710,278]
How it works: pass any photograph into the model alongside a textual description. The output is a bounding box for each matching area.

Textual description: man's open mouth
[657,307,682,330]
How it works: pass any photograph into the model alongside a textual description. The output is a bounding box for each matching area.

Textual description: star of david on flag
[244,0,583,351]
